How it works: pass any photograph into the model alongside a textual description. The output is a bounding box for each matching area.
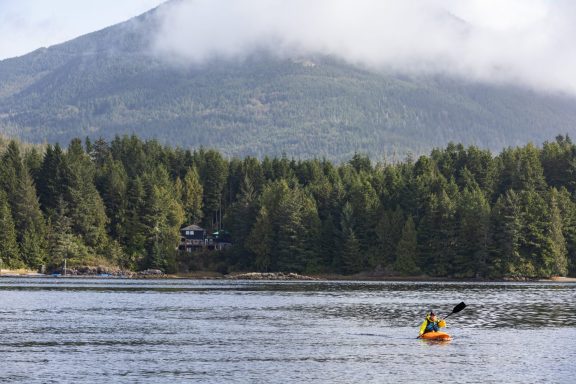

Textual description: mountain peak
[1,3,576,160]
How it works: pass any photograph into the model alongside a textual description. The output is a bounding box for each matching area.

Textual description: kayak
[419,331,451,341]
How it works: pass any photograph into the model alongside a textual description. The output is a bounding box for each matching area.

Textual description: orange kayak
[419,331,451,341]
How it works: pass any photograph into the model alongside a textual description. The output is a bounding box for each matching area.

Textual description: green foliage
[546,188,568,276]
[339,203,363,274]
[0,192,21,268]
[181,166,204,225]
[394,216,420,275]
[454,186,490,278]
[1,133,576,278]
[140,168,185,270]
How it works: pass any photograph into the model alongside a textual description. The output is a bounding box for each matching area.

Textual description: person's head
[428,311,437,321]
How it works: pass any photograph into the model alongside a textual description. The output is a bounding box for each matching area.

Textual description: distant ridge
[2,4,576,161]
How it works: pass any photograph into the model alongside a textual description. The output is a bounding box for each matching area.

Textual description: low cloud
[151,0,576,95]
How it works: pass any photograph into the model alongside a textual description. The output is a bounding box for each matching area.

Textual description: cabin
[179,224,207,252]
[178,224,232,252]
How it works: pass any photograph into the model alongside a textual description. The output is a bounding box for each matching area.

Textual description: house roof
[181,224,205,231]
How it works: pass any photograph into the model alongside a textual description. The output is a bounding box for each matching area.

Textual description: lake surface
[0,278,575,383]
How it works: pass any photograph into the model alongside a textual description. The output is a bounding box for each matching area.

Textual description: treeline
[1,134,575,278]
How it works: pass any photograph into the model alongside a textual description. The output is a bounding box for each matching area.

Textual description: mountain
[2,4,576,161]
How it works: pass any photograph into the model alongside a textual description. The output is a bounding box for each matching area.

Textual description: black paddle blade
[452,302,466,313]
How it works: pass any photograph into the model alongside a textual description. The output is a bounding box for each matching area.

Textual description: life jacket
[419,314,439,335]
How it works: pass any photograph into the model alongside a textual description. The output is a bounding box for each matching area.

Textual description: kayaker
[418,311,446,337]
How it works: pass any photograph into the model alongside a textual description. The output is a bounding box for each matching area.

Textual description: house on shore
[178,224,232,252]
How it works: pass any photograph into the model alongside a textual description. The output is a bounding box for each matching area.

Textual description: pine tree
[544,188,568,276]
[341,227,362,275]
[519,190,549,277]
[227,175,258,267]
[20,228,46,270]
[140,168,184,271]
[419,190,457,277]
[123,176,147,257]
[275,185,307,273]
[14,167,47,242]
[555,188,576,276]
[375,207,404,269]
[46,198,88,271]
[394,216,420,275]
[0,193,21,268]
[199,150,228,230]
[340,202,362,274]
[455,186,490,277]
[317,214,341,273]
[0,141,23,199]
[64,139,109,252]
[541,135,576,193]
[36,144,68,214]
[0,142,48,268]
[96,159,128,239]
[247,206,274,271]
[182,166,204,224]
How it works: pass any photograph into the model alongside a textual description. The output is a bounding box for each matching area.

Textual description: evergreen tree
[489,190,524,277]
[556,188,576,276]
[375,207,404,269]
[519,190,550,277]
[0,142,48,268]
[20,228,46,270]
[0,192,21,268]
[317,214,341,273]
[274,183,309,272]
[182,166,204,224]
[227,175,258,268]
[199,150,228,230]
[419,190,457,276]
[46,198,91,271]
[96,159,128,239]
[541,135,576,193]
[0,141,23,199]
[394,216,420,275]
[61,139,110,257]
[36,144,68,214]
[340,202,363,274]
[543,188,568,276]
[454,186,490,277]
[14,167,47,242]
[495,144,547,196]
[140,168,184,271]
[122,176,147,260]
[246,206,273,271]
[341,227,362,275]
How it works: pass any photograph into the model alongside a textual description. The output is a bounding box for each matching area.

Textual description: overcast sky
[0,0,165,60]
[2,0,575,95]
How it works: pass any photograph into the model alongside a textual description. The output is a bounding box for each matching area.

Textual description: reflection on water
[0,279,575,383]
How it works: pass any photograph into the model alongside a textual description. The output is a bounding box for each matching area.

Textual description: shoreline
[1,270,576,283]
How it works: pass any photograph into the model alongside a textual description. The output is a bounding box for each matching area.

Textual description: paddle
[443,301,466,319]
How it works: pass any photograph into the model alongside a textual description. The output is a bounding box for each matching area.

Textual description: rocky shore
[49,266,165,277]
[2,267,575,282]
[226,272,319,280]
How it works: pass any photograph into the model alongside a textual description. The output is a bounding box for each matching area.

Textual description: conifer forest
[1,134,575,279]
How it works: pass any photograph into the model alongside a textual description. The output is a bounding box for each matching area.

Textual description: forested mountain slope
[2,5,576,161]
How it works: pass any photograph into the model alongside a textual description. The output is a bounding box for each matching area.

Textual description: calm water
[1,278,575,383]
